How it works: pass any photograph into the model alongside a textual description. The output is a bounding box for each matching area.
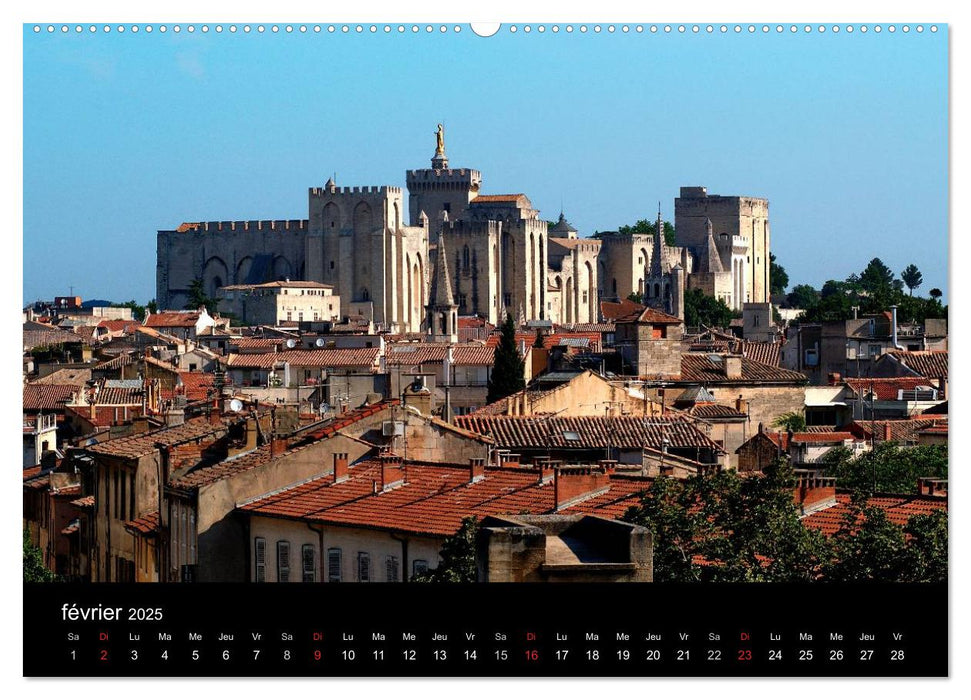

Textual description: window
[327,548,342,582]
[188,363,197,371]
[287,311,292,321]
[113,470,119,519]
[386,555,400,582]
[503,293,512,307]
[254,537,266,582]
[358,552,371,582]
[412,560,429,577]
[329,260,335,269]
[869,344,882,358]
[277,541,291,582]
[302,545,316,583]
[129,473,135,524]
[120,471,126,521]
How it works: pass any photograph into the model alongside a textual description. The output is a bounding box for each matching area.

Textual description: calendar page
[21,14,949,680]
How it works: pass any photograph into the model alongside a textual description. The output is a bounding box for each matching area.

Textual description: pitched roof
[239,460,651,537]
[23,384,76,411]
[429,232,456,308]
[222,280,333,290]
[850,418,948,445]
[86,417,233,459]
[882,350,948,379]
[454,415,724,453]
[469,194,529,206]
[124,511,160,536]
[739,340,782,367]
[452,345,495,365]
[601,298,646,322]
[680,353,807,384]
[177,372,215,402]
[31,368,92,387]
[98,319,140,334]
[844,377,938,401]
[145,311,202,328]
[549,212,578,234]
[23,325,88,350]
[802,492,946,536]
[169,444,276,490]
[224,348,380,370]
[686,403,748,420]
[93,352,139,370]
[618,306,683,325]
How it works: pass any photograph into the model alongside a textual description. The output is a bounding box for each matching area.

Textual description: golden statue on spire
[435,123,445,156]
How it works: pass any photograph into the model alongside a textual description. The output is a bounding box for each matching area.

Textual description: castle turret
[426,231,458,343]
[703,217,725,273]
[549,211,578,240]
[650,205,670,277]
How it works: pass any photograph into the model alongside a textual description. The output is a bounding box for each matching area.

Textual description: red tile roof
[71,495,95,508]
[23,384,76,411]
[93,352,139,371]
[686,403,748,420]
[600,299,645,322]
[145,312,202,328]
[802,492,946,536]
[617,307,684,325]
[178,372,215,402]
[844,377,937,401]
[224,348,380,370]
[680,353,807,384]
[454,415,724,453]
[98,319,140,334]
[300,401,395,441]
[452,345,495,365]
[740,340,782,367]
[86,417,234,459]
[32,368,92,387]
[23,325,88,350]
[883,350,948,379]
[169,445,276,490]
[240,460,652,537]
[96,385,143,405]
[850,418,948,444]
[124,511,160,536]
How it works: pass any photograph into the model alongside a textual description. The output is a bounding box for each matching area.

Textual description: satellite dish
[320,403,331,414]
[286,338,297,349]
[315,337,326,347]
[229,399,244,413]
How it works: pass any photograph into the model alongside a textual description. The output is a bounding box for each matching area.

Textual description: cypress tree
[487,313,526,404]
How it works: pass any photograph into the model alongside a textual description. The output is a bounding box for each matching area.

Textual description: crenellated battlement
[446,219,501,236]
[171,220,308,234]
[309,185,403,197]
[406,168,481,183]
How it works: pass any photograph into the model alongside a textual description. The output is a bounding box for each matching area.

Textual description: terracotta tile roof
[124,511,160,536]
[556,323,616,333]
[299,401,396,442]
[65,404,138,428]
[740,340,782,367]
[883,350,948,379]
[850,418,948,445]
[135,326,184,344]
[23,326,88,350]
[485,332,599,352]
[680,353,807,384]
[454,415,724,453]
[98,319,140,334]
[71,495,95,508]
[802,492,946,537]
[23,384,76,411]
[178,372,215,402]
[601,299,646,322]
[791,431,858,444]
[93,352,139,370]
[222,280,333,290]
[169,445,275,490]
[452,345,495,365]
[224,348,380,370]
[86,417,233,459]
[548,237,601,250]
[386,344,449,365]
[686,403,748,420]
[232,337,286,351]
[61,521,80,535]
[96,383,143,405]
[240,460,653,537]
[617,307,683,325]
[470,194,527,205]
[844,377,938,401]
[23,465,45,481]
[145,312,202,328]
[918,423,949,435]
[32,368,92,387]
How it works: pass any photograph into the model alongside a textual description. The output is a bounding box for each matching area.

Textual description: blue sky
[23,24,948,304]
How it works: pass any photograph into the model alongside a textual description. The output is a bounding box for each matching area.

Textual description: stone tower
[406,126,481,243]
[426,231,458,343]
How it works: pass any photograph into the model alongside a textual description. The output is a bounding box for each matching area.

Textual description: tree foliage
[187,277,219,312]
[24,528,57,583]
[111,299,147,321]
[487,313,526,404]
[411,516,479,583]
[901,264,923,296]
[615,219,676,246]
[821,442,947,495]
[769,253,789,297]
[683,287,734,328]
[772,411,806,432]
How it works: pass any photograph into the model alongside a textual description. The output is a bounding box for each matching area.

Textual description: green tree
[900,264,923,296]
[769,253,789,297]
[187,277,218,312]
[146,299,158,315]
[901,510,948,583]
[617,219,676,246]
[487,313,526,404]
[411,516,480,582]
[24,528,57,583]
[821,442,947,495]
[929,288,942,300]
[786,284,819,310]
[772,411,806,432]
[823,502,908,582]
[626,291,643,304]
[859,258,896,293]
[683,288,733,328]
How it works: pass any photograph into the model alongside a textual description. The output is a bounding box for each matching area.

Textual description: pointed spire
[651,203,670,276]
[429,231,456,308]
[704,217,725,273]
[324,174,336,190]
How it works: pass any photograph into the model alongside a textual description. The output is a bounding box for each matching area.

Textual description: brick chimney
[379,453,405,491]
[270,437,288,457]
[884,423,893,442]
[469,457,486,483]
[723,355,742,380]
[500,453,521,468]
[917,477,947,497]
[536,459,558,484]
[554,464,611,511]
[792,470,837,515]
[332,452,349,483]
[598,459,618,473]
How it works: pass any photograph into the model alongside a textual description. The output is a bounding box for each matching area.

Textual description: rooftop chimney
[724,355,742,380]
[379,453,405,491]
[554,464,611,511]
[270,437,288,457]
[917,477,947,497]
[792,469,837,515]
[333,452,349,483]
[469,457,486,483]
[500,453,521,468]
[884,423,893,442]
[535,457,558,484]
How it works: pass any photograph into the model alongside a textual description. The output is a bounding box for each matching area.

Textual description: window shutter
[302,544,315,583]
[277,541,291,582]
[254,537,266,583]
[386,555,399,582]
[327,548,342,582]
[358,552,370,582]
